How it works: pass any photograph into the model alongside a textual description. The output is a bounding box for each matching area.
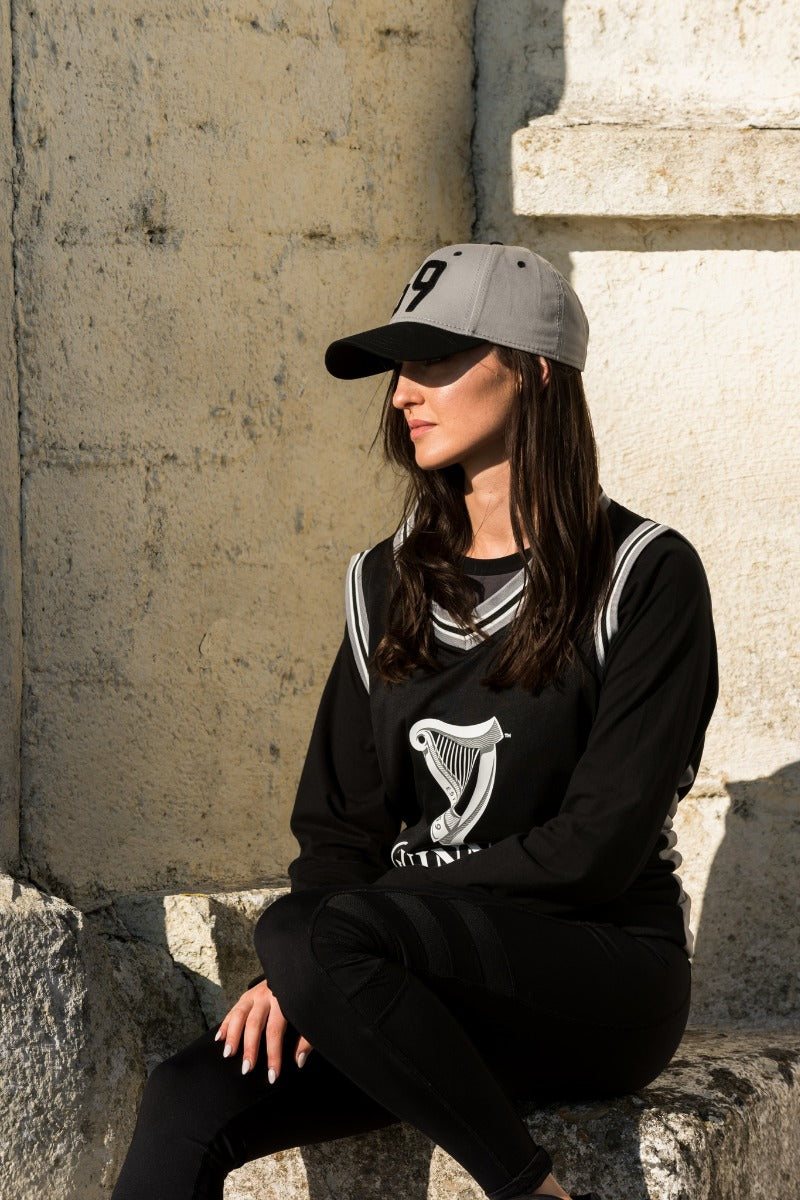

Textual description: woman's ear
[537,356,551,387]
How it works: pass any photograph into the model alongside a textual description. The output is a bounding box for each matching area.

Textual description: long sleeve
[288,630,406,892]
[371,535,718,914]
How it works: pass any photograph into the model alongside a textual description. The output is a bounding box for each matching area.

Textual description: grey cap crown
[324,242,589,378]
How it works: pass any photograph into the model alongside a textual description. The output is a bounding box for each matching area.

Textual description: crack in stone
[468,0,479,240]
[6,0,25,872]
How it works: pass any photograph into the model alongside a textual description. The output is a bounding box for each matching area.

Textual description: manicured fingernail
[241,1059,251,1076]
[214,1029,223,1042]
[223,1044,232,1059]
[268,1067,276,1085]
[297,1052,307,1069]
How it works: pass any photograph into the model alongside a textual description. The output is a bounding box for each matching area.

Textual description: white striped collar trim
[431,567,527,650]
[392,513,414,555]
[395,508,528,650]
[396,494,612,653]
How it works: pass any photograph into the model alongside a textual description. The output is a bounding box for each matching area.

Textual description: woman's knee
[255,888,386,1018]
[137,1044,209,1134]
[257,889,385,966]
[254,890,324,967]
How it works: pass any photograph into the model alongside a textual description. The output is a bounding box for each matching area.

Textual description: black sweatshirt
[288,498,718,953]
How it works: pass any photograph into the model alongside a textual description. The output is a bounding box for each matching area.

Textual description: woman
[112,243,718,1200]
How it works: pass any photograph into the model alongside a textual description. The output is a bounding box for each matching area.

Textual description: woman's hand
[215,980,313,1080]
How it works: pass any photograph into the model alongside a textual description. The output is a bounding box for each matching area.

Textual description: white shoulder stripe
[595,520,669,675]
[345,551,371,692]
[393,513,414,554]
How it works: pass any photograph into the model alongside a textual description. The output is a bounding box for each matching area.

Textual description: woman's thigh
[259,885,691,1102]
[438,891,692,1097]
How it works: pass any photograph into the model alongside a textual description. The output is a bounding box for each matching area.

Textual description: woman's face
[392,345,517,477]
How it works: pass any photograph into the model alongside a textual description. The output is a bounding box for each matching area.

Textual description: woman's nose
[392,365,419,408]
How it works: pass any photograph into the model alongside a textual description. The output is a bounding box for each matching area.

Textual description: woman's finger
[295,1035,314,1068]
[218,982,271,1063]
[240,987,272,1075]
[264,992,288,1083]
[219,999,251,1058]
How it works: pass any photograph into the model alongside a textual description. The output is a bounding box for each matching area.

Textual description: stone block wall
[7,0,475,904]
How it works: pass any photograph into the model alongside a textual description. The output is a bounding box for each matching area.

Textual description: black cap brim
[324,322,486,379]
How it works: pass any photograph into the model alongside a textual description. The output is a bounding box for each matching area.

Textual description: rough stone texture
[0,878,290,1199]
[512,124,800,217]
[224,1028,800,1200]
[554,0,799,128]
[0,874,207,1199]
[0,0,21,872]
[114,884,284,1025]
[475,0,799,132]
[505,0,800,220]
[678,769,800,1028]
[11,1,475,903]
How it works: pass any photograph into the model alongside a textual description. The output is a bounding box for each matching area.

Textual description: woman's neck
[463,460,519,559]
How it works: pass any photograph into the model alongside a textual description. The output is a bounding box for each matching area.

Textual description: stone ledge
[511,123,800,217]
[226,1029,800,1200]
[3,878,798,1199]
[0,877,281,1199]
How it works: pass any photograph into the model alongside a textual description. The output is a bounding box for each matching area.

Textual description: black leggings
[112,885,690,1200]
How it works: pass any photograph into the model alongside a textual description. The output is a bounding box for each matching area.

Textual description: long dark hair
[372,347,613,691]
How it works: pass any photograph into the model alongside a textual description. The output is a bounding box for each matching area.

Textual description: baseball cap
[324,242,589,378]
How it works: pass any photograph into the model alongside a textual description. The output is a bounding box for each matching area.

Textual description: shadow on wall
[107,890,277,1043]
[690,761,800,1028]
[472,0,565,237]
[499,217,800,269]
[475,5,800,267]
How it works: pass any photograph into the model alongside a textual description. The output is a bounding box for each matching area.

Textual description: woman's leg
[256,886,690,1200]
[111,1022,397,1200]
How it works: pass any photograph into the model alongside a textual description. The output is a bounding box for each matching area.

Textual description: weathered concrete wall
[0,0,21,872]
[474,0,800,1024]
[12,1,475,903]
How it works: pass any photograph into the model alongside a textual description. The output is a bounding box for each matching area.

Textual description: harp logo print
[410,715,506,846]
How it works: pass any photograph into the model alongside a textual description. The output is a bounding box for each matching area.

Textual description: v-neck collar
[393,516,527,651]
[431,566,527,650]
[393,492,611,653]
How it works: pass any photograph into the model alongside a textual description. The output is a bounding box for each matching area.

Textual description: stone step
[224,1029,800,1200]
[3,878,797,1198]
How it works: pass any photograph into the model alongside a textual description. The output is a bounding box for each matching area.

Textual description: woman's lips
[408,421,436,440]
